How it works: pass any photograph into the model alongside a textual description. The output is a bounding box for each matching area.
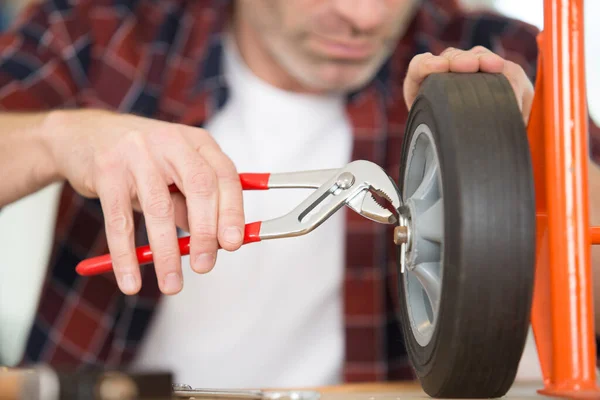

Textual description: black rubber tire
[397,73,536,398]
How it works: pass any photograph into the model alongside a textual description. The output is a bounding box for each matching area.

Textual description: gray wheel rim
[402,123,444,347]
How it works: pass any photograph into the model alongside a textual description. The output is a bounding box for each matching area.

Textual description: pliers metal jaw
[75,160,402,276]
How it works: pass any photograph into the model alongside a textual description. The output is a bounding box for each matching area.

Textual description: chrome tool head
[257,160,402,241]
[343,160,402,225]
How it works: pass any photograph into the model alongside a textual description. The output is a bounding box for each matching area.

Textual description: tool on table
[75,160,402,276]
[171,384,321,399]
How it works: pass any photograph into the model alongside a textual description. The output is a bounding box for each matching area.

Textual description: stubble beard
[263,34,395,94]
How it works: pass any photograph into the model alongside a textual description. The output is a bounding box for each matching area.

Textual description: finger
[470,46,505,73]
[130,150,183,295]
[96,173,140,295]
[441,46,505,74]
[164,133,220,274]
[133,193,188,231]
[502,60,529,112]
[442,47,483,73]
[136,188,190,234]
[403,52,450,109]
[196,142,245,252]
[522,82,534,124]
[182,129,245,253]
[508,63,534,123]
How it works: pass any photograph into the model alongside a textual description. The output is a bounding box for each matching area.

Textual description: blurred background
[461,0,599,125]
[0,0,595,122]
[0,0,596,382]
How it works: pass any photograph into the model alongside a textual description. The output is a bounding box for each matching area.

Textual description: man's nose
[331,0,387,34]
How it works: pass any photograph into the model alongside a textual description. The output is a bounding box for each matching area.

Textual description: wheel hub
[397,123,444,347]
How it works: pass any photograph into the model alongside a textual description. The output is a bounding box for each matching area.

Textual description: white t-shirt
[0,182,63,366]
[128,37,353,388]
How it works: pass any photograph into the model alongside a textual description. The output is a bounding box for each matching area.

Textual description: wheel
[396,72,536,398]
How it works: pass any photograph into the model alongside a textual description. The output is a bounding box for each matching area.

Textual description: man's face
[237,0,418,93]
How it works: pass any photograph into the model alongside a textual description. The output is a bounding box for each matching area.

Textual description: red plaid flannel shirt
[2,0,595,383]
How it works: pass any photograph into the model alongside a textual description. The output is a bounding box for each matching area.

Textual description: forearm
[0,112,59,207]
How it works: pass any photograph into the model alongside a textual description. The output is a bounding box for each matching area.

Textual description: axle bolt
[394,226,409,246]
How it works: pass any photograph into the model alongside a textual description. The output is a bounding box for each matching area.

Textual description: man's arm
[0,1,90,206]
[0,1,247,296]
[0,112,59,207]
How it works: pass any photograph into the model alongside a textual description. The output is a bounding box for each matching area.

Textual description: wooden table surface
[0,368,562,399]
[291,381,560,399]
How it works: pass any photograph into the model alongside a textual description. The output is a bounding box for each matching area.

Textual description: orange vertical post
[529,31,552,387]
[533,0,600,397]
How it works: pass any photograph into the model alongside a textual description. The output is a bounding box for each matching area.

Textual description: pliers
[75,160,402,276]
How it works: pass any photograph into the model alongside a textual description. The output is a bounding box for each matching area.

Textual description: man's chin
[311,65,383,93]
[271,46,385,93]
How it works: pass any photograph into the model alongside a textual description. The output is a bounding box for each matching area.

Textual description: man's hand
[403,46,534,123]
[44,109,245,296]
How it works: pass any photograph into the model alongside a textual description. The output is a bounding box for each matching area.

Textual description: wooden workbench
[0,368,558,399]
[297,381,558,399]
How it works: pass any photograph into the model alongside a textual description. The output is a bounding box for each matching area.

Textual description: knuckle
[123,130,147,149]
[471,45,490,53]
[441,47,464,60]
[82,175,96,195]
[194,127,213,142]
[191,222,218,237]
[179,126,213,149]
[153,248,180,268]
[449,50,465,59]
[120,130,152,163]
[409,52,429,68]
[145,195,174,219]
[416,52,432,62]
[195,139,220,156]
[105,202,133,236]
[149,127,179,147]
[94,150,121,174]
[187,170,217,196]
[111,249,135,268]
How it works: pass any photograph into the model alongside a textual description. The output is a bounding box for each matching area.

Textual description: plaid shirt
[1,0,595,383]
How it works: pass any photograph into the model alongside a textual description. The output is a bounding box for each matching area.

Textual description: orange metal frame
[529,0,600,397]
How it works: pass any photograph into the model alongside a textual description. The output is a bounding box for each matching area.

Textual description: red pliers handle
[76,174,270,276]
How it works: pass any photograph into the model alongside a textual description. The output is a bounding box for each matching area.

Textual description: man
[0,0,597,389]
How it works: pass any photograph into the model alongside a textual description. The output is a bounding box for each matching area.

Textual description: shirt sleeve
[0,0,93,111]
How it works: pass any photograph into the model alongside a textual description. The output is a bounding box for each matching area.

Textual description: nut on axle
[394,225,409,246]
